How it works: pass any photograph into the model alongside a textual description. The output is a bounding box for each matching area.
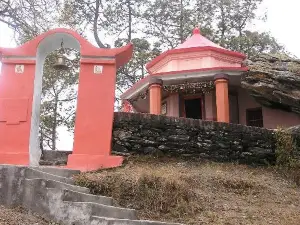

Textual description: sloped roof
[176,27,225,50]
[146,27,245,71]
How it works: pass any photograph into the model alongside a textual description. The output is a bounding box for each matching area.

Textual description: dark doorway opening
[184,98,202,119]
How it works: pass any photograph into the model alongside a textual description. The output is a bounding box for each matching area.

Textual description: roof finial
[193,25,201,35]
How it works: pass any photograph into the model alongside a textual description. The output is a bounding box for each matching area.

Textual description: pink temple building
[121,27,300,129]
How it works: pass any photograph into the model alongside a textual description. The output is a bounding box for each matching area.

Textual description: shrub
[275,127,299,168]
[275,127,300,185]
[74,171,202,222]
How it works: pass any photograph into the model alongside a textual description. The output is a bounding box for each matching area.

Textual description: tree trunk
[179,0,184,43]
[127,0,132,42]
[93,0,106,48]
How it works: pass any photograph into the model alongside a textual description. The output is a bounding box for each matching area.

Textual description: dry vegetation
[75,156,300,225]
[0,206,58,225]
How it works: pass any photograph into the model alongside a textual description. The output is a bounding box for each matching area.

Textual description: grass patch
[74,156,300,225]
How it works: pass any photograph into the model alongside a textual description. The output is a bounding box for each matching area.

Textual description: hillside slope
[75,156,300,225]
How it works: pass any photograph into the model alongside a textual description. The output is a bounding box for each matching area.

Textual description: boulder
[286,125,300,135]
[242,53,300,114]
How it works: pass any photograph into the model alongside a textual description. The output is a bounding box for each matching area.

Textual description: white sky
[0,0,299,150]
[253,0,300,57]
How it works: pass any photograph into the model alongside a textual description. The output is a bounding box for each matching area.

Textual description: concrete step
[31,166,80,178]
[39,159,67,166]
[25,168,74,185]
[91,216,184,225]
[62,189,113,206]
[24,178,90,194]
[91,202,137,220]
[45,179,90,194]
[61,201,138,220]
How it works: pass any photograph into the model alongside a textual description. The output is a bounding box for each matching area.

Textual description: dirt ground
[75,156,300,225]
[0,206,58,225]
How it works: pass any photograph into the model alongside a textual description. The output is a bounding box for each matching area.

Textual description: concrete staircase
[20,167,183,225]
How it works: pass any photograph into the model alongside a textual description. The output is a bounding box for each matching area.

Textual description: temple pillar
[149,78,163,115]
[122,100,132,112]
[214,74,230,123]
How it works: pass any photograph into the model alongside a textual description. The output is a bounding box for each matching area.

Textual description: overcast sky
[254,0,300,57]
[0,0,299,150]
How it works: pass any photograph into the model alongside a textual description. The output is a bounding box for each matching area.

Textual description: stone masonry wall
[112,112,277,165]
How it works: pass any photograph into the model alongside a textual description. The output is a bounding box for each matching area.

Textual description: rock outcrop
[242,53,300,114]
[287,125,300,135]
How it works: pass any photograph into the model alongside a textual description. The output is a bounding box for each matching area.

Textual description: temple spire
[193,26,201,35]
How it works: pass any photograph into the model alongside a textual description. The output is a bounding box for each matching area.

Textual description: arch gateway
[0,28,133,171]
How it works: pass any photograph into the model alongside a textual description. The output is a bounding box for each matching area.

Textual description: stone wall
[112,112,278,165]
[40,150,72,166]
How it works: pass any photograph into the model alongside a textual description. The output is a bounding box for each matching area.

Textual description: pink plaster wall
[262,107,300,129]
[164,93,180,117]
[238,88,261,126]
[151,51,242,74]
[237,87,300,128]
[204,92,216,120]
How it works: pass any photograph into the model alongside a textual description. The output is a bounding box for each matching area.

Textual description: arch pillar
[67,58,125,171]
[122,100,133,112]
[0,58,36,165]
[149,78,163,115]
[214,74,230,123]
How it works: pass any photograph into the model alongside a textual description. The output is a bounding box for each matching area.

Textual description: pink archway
[0,28,133,171]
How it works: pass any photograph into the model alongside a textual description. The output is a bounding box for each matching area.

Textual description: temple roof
[176,27,225,50]
[146,27,245,72]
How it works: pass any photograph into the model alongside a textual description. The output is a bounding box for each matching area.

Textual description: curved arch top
[0,28,133,67]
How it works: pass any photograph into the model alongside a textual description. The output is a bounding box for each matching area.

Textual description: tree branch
[93,0,105,48]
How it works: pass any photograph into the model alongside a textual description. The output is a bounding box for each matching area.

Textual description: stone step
[62,189,113,206]
[39,159,67,166]
[45,179,90,194]
[25,168,74,185]
[25,178,90,194]
[91,216,184,225]
[61,201,138,220]
[31,166,80,178]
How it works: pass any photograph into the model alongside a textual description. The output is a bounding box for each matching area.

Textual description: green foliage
[275,127,300,169]
[275,127,300,186]
[115,38,161,87]
[228,31,284,58]
[143,0,195,48]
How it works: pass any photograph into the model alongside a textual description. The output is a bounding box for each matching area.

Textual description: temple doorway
[184,98,202,119]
